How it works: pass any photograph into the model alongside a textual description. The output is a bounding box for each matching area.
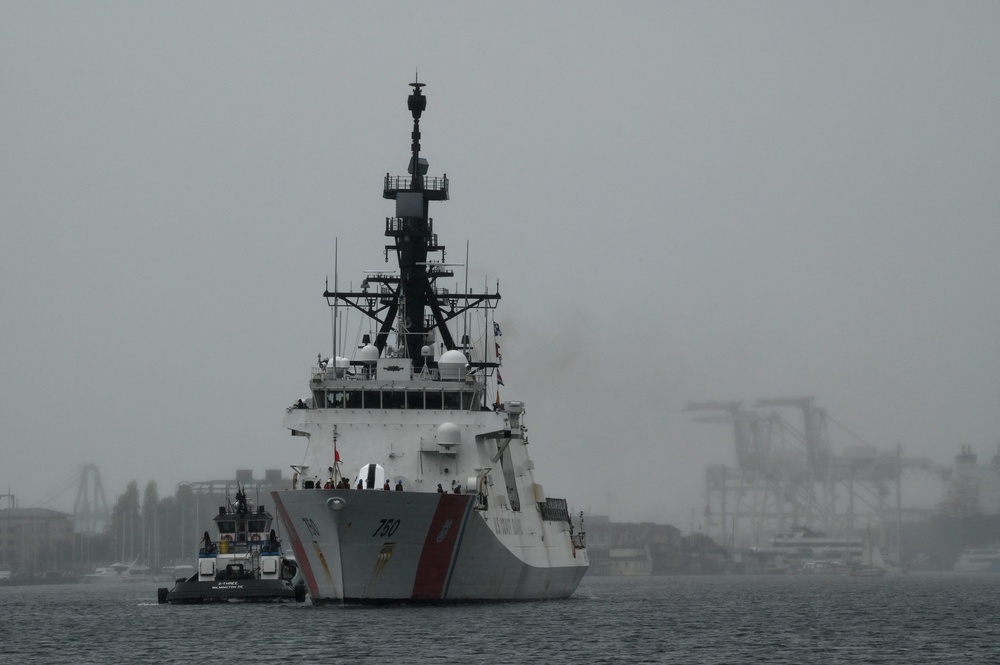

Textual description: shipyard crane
[686,401,805,546]
[754,397,831,468]
[693,393,965,562]
[692,396,928,553]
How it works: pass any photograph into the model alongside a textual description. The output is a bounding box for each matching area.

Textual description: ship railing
[205,537,273,556]
[385,218,440,248]
[384,174,449,194]
[385,216,435,232]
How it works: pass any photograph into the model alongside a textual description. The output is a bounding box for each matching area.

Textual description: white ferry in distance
[768,526,864,561]
[953,545,1000,573]
[271,80,589,603]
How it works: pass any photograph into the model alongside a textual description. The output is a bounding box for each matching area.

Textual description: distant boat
[801,559,849,575]
[850,526,889,577]
[769,526,864,562]
[0,571,80,586]
[82,559,154,583]
[953,546,1000,573]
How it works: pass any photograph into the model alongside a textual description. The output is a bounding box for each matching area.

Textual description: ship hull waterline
[273,488,588,604]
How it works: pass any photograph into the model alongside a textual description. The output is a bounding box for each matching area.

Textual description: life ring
[221,534,233,542]
[251,533,261,542]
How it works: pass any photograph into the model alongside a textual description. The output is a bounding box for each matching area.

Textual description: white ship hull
[273,488,587,602]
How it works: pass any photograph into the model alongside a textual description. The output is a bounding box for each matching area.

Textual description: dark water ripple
[1,573,999,664]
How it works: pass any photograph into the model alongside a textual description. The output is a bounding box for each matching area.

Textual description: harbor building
[0,506,74,575]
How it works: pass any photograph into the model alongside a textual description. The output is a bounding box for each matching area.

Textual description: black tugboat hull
[159,577,306,604]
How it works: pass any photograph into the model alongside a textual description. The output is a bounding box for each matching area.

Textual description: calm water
[1,573,998,664]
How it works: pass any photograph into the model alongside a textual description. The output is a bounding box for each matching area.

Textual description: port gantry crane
[690,397,932,554]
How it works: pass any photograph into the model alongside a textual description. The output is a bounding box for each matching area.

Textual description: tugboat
[271,80,589,604]
[158,487,305,603]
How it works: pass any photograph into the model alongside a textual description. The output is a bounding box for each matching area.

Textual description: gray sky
[2,2,998,526]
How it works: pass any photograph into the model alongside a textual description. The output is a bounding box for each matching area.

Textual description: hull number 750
[372,519,401,538]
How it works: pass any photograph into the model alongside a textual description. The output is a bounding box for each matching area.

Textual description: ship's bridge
[305,355,486,412]
[310,384,482,411]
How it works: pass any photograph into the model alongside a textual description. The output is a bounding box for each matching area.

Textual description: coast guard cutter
[271,81,588,603]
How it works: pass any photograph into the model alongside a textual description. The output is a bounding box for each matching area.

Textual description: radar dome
[357,344,379,362]
[436,422,461,446]
[438,349,468,380]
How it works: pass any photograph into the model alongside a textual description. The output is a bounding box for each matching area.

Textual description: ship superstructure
[272,81,588,603]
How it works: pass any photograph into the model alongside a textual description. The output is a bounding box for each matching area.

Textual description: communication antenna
[463,240,470,353]
[332,238,339,358]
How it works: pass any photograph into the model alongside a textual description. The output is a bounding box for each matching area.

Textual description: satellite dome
[438,349,468,380]
[436,422,461,446]
[357,344,379,362]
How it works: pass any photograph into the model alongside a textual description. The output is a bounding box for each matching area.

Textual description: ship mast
[393,79,447,366]
[323,80,500,371]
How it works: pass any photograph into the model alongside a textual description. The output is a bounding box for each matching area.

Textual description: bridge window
[383,391,405,409]
[443,391,461,409]
[323,391,346,408]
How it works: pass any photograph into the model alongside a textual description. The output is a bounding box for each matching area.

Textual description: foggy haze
[2,2,999,528]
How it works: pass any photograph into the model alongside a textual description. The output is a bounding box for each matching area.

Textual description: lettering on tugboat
[372,518,401,538]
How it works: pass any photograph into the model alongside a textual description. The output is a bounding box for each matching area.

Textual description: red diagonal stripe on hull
[272,493,321,599]
[411,495,470,599]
